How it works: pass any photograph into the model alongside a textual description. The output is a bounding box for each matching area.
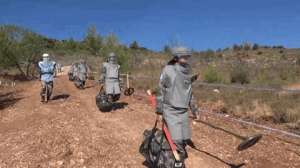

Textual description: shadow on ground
[113,102,128,111]
[0,91,23,110]
[142,148,245,168]
[191,147,245,168]
[52,94,70,100]
[84,85,96,89]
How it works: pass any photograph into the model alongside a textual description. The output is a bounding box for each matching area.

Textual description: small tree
[62,38,79,51]
[83,25,102,55]
[243,43,252,51]
[0,25,47,78]
[105,33,119,48]
[203,65,223,83]
[0,31,19,69]
[130,41,139,50]
[253,43,259,50]
[230,62,250,84]
[233,44,242,51]
[19,32,48,77]
[163,45,171,54]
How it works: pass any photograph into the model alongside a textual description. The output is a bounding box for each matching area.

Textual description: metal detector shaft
[124,73,134,96]
[195,120,245,139]
[126,73,130,88]
[194,119,262,151]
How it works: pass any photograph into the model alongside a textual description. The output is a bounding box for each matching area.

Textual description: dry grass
[193,85,300,131]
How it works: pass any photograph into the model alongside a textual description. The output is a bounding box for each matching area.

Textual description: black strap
[41,71,53,75]
[153,129,164,166]
[99,85,105,94]
[145,116,159,166]
[152,117,158,131]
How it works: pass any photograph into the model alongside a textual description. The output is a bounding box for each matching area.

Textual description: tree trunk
[25,62,30,77]
[15,62,26,77]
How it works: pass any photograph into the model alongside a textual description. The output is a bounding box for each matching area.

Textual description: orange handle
[163,123,180,161]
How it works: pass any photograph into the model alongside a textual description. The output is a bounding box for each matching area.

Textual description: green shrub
[230,63,250,84]
[203,65,223,83]
[253,43,259,50]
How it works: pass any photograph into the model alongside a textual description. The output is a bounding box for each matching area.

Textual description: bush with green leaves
[83,25,102,55]
[230,62,250,84]
[130,41,139,50]
[0,25,49,78]
[253,43,259,50]
[203,65,223,83]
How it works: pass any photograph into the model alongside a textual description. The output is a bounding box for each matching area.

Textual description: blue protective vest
[38,61,56,82]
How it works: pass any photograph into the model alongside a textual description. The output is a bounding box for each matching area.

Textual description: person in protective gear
[159,46,199,166]
[73,59,89,89]
[38,53,56,102]
[100,52,121,103]
[56,63,62,74]
[68,62,77,81]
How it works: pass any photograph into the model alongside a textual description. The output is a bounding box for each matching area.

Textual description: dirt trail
[0,75,299,168]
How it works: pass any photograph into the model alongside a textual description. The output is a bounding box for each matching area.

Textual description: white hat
[42,53,49,58]
[171,47,192,58]
[109,52,116,57]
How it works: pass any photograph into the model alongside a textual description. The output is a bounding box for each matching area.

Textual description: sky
[0,0,299,51]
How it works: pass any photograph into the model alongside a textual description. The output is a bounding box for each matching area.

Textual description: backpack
[96,87,113,112]
[139,120,185,168]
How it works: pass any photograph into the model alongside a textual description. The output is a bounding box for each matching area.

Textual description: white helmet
[108,52,116,58]
[171,46,192,58]
[42,53,49,58]
[108,52,117,63]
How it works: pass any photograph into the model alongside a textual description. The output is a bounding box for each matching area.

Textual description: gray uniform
[101,62,121,95]
[160,63,193,141]
[77,62,88,81]
[70,63,78,75]
[72,63,79,78]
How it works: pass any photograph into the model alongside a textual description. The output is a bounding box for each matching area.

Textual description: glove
[156,96,163,115]
[191,74,199,83]
[156,110,163,115]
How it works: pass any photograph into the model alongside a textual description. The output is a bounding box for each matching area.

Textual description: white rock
[213,89,220,93]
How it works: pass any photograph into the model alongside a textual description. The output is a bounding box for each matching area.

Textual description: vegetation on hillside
[0,24,155,78]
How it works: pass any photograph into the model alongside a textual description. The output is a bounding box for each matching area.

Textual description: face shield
[43,57,50,62]
[42,53,50,62]
[178,55,192,65]
[171,47,192,66]
[108,56,117,64]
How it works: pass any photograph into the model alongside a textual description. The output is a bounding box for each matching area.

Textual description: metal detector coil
[124,87,135,96]
[237,134,262,151]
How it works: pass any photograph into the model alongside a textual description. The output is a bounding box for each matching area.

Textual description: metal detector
[194,120,262,151]
[124,73,135,96]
